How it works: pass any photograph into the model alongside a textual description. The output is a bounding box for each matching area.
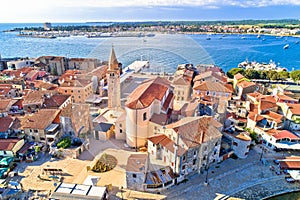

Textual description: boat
[241,36,246,39]
[257,35,261,39]
[296,41,299,44]
[283,44,289,49]
[206,36,211,40]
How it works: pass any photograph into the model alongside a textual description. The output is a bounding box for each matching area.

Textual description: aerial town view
[1,1,300,200]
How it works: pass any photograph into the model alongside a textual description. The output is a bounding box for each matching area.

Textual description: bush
[57,137,72,149]
[92,154,117,173]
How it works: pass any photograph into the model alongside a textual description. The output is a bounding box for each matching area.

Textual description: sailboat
[283,44,289,49]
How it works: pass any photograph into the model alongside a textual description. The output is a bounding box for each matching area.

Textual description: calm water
[0,23,300,72]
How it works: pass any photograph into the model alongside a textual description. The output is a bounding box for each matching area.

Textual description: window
[34,129,38,133]
[143,112,147,121]
[182,165,185,170]
[132,174,137,178]
[120,129,122,133]
[194,151,197,155]
[233,142,238,146]
[206,91,209,95]
[193,159,197,165]
[65,90,67,93]
[119,124,122,128]
[183,155,186,161]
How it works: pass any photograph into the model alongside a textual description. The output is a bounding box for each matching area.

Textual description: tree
[227,68,244,78]
[290,70,300,82]
[244,69,260,79]
[278,71,289,80]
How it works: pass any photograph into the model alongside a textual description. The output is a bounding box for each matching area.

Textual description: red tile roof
[259,100,277,111]
[148,134,186,156]
[193,80,232,93]
[0,139,21,151]
[0,117,14,132]
[166,116,222,148]
[287,103,300,115]
[22,109,60,130]
[276,94,298,102]
[237,80,256,89]
[126,77,171,109]
[267,130,300,140]
[234,73,245,80]
[43,94,70,108]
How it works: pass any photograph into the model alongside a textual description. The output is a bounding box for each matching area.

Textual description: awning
[45,124,59,132]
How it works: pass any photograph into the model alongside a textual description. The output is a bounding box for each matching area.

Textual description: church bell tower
[107,46,121,108]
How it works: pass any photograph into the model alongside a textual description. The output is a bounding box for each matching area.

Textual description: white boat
[257,35,261,39]
[296,41,299,44]
[283,44,289,49]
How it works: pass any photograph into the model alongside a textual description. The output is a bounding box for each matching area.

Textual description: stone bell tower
[106,46,121,108]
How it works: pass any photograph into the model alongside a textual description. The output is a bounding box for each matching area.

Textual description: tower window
[143,112,147,121]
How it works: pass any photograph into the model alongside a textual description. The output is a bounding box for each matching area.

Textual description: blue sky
[1,0,300,22]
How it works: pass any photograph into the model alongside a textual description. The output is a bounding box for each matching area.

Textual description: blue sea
[0,23,300,72]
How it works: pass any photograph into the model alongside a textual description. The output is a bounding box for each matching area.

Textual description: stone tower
[107,46,121,108]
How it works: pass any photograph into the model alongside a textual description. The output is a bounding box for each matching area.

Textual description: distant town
[4,20,300,39]
[1,44,300,199]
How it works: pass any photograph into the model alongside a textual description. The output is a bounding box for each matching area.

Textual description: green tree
[244,69,260,79]
[290,70,300,82]
[227,68,244,78]
[278,71,289,80]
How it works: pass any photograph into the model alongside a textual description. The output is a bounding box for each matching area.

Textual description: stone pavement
[163,146,300,200]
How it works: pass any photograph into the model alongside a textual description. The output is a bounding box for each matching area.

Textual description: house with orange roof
[57,78,93,103]
[194,71,227,84]
[21,109,61,143]
[236,80,259,100]
[279,103,300,131]
[258,129,300,150]
[22,90,58,113]
[125,77,174,148]
[275,94,298,104]
[192,80,233,101]
[247,111,284,132]
[147,116,222,175]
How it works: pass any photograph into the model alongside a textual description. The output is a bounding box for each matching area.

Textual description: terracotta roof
[43,94,70,108]
[148,134,186,156]
[0,117,14,132]
[88,65,108,78]
[194,71,227,83]
[126,77,171,109]
[180,102,198,117]
[150,113,168,126]
[193,80,232,93]
[259,100,277,111]
[166,116,222,148]
[0,139,21,151]
[173,76,189,85]
[23,90,55,105]
[237,80,256,89]
[248,113,264,122]
[59,79,92,88]
[247,91,263,99]
[266,130,300,140]
[21,109,60,130]
[126,154,147,172]
[162,92,173,111]
[280,160,300,169]
[234,73,245,80]
[287,103,300,115]
[32,80,57,90]
[0,99,12,111]
[264,111,283,123]
[277,94,298,102]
